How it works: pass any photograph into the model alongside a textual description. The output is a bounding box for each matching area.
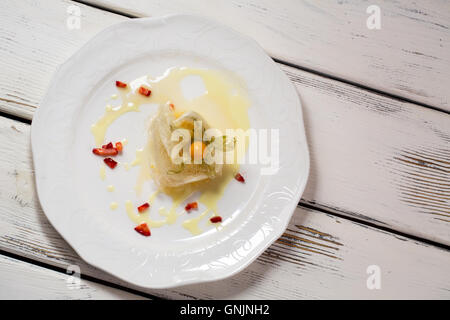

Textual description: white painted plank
[0,254,146,299]
[81,0,450,111]
[289,65,450,245]
[0,117,449,299]
[0,0,128,120]
[0,0,448,243]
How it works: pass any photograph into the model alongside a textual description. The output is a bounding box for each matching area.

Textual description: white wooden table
[0,0,449,299]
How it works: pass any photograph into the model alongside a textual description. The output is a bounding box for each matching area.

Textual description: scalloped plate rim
[31,14,310,289]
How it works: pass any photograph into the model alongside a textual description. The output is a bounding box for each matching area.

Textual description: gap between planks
[272,58,450,115]
[0,113,448,298]
[0,252,148,299]
[74,0,450,112]
[299,202,450,252]
[73,0,450,115]
[1,0,449,245]
[0,249,157,300]
[0,111,447,251]
[0,0,448,300]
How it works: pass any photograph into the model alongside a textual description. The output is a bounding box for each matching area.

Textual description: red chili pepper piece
[92,147,119,156]
[210,216,222,223]
[134,223,151,236]
[169,103,175,110]
[185,202,198,211]
[137,202,150,213]
[235,173,245,183]
[103,157,118,169]
[102,142,114,149]
[115,141,123,152]
[138,86,151,97]
[116,81,127,88]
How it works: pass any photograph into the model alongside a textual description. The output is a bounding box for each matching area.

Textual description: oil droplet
[99,165,106,181]
[110,202,118,210]
[130,148,144,167]
[107,185,115,192]
[131,146,152,195]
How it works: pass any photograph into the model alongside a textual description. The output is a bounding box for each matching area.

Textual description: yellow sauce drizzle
[91,100,141,147]
[182,210,210,236]
[148,190,159,203]
[125,200,166,228]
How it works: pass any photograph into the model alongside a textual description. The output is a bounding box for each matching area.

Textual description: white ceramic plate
[31,14,309,289]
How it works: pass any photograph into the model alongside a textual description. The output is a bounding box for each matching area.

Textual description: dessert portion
[148,103,224,188]
[149,103,234,188]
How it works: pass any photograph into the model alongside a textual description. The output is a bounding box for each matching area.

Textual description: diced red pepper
[169,103,175,110]
[104,157,118,169]
[93,147,118,156]
[115,141,123,152]
[210,216,222,223]
[116,81,127,88]
[102,142,114,149]
[138,86,151,97]
[185,202,198,211]
[134,223,151,236]
[137,202,150,213]
[235,173,245,183]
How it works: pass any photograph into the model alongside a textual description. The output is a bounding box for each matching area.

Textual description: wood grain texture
[0,254,145,299]
[290,64,450,245]
[0,0,128,120]
[80,0,450,111]
[0,0,449,244]
[0,117,449,299]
